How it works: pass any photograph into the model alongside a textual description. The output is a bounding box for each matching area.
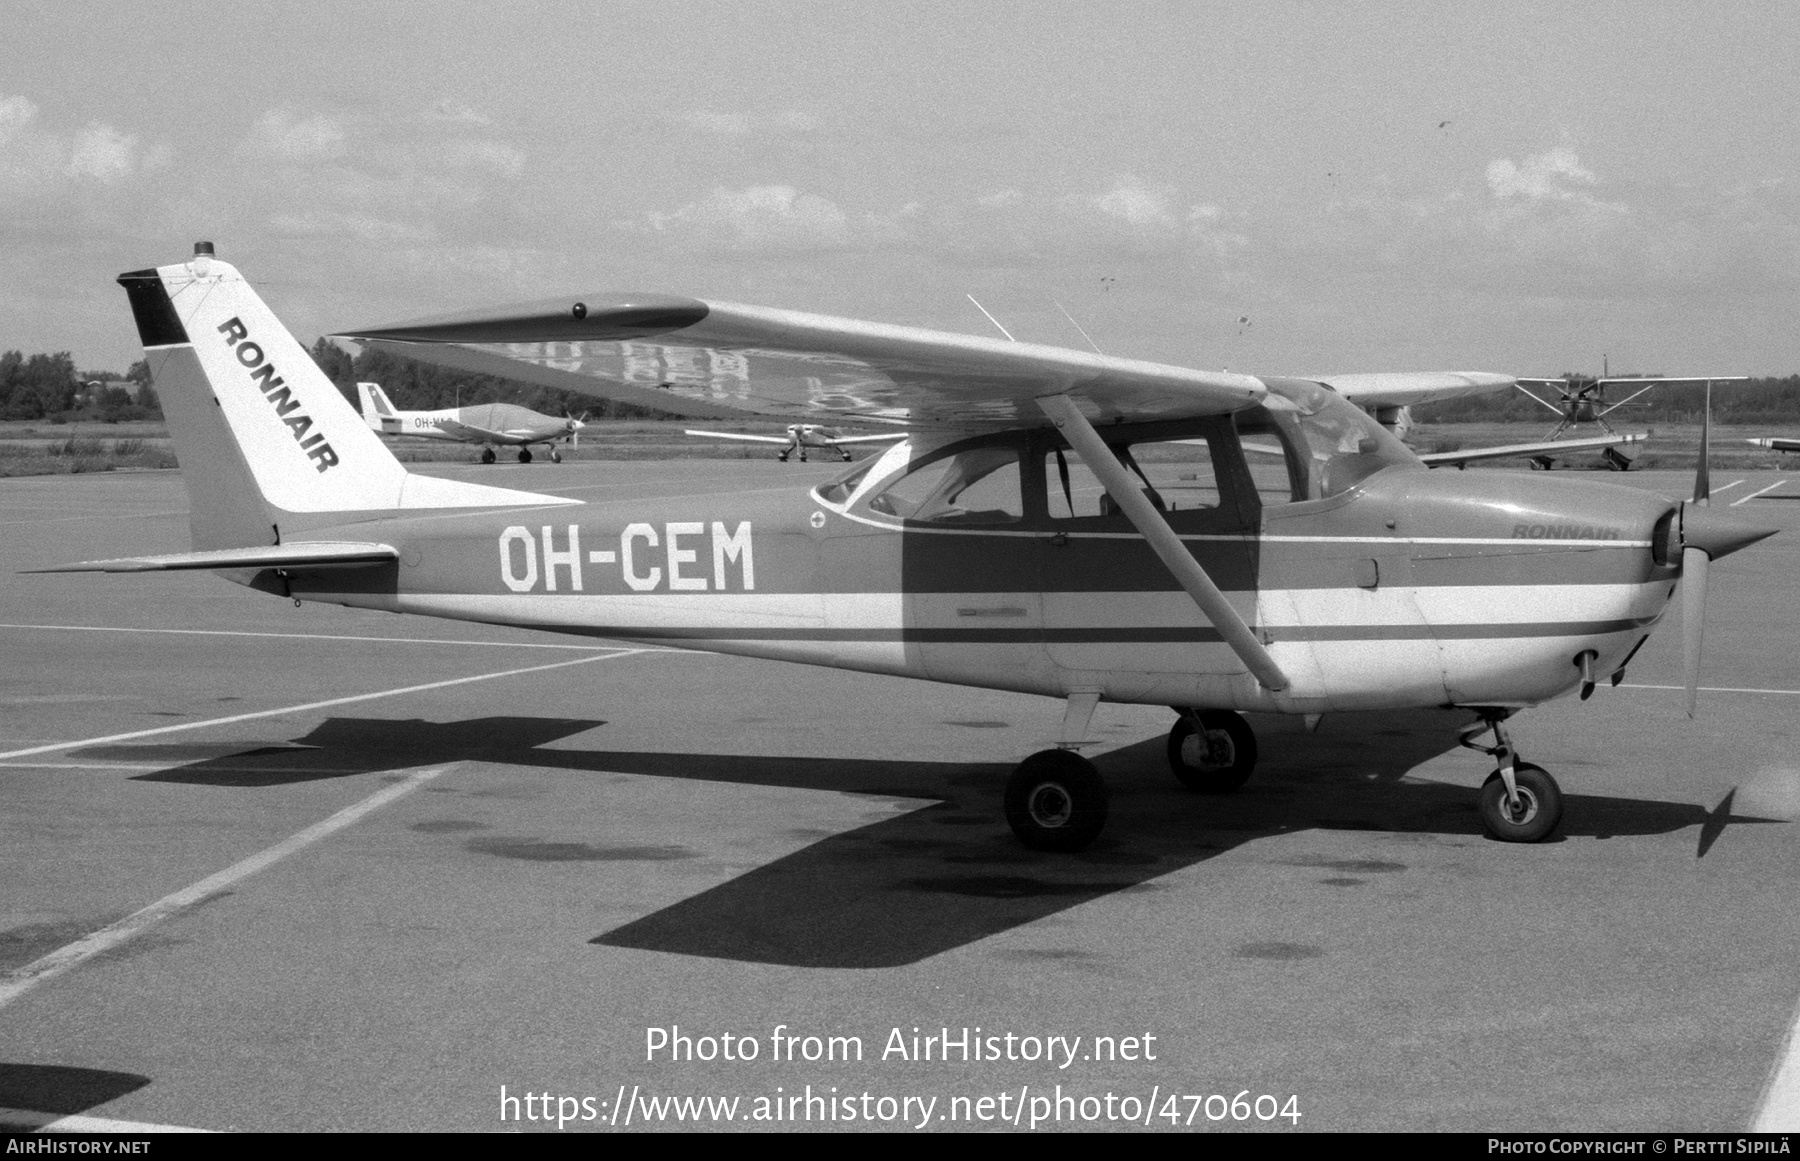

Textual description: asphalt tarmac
[3,459,1799,1133]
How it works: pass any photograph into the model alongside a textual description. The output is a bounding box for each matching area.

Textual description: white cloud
[0,94,39,146]
[1082,174,1181,229]
[673,109,817,137]
[69,121,137,182]
[633,184,856,254]
[443,139,525,178]
[246,108,348,162]
[426,99,492,126]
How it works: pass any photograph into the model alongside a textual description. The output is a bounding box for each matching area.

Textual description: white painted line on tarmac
[0,763,457,1011]
[0,622,623,651]
[0,1107,212,1132]
[0,763,375,774]
[1733,479,1789,506]
[1712,479,1746,495]
[0,649,646,762]
[1752,993,1800,1129]
[1622,683,1800,696]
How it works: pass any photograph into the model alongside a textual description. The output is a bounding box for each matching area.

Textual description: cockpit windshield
[1249,379,1420,500]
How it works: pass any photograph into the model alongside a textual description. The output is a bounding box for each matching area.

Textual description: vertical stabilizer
[357,381,397,432]
[117,248,573,548]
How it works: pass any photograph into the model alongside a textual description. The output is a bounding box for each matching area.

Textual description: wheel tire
[518,449,532,464]
[550,449,562,463]
[1478,763,1562,843]
[1004,749,1108,852]
[1167,710,1257,793]
[480,448,496,464]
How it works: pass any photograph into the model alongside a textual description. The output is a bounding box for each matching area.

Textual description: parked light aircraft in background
[42,245,1776,852]
[1748,437,1800,454]
[684,423,908,462]
[1324,373,1653,471]
[357,380,585,464]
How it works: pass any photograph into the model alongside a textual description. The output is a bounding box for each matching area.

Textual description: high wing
[29,542,399,574]
[339,294,1268,430]
[1318,371,1516,408]
[1417,432,1646,468]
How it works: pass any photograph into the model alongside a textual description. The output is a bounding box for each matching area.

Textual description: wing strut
[1035,393,1290,692]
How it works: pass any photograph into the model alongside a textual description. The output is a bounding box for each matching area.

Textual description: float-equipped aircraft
[40,245,1777,852]
[356,380,585,463]
[684,423,908,462]
[1505,370,1748,468]
[1323,373,1651,471]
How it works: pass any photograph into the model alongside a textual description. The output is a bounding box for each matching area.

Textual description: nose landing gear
[1166,708,1258,793]
[1003,749,1108,851]
[1460,711,1563,842]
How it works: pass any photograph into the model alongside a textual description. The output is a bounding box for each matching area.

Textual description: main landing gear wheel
[518,448,533,464]
[1478,763,1562,843]
[1004,749,1108,852]
[550,449,562,463]
[1167,709,1257,793]
[480,448,496,464]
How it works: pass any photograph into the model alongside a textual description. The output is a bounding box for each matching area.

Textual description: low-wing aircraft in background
[684,423,908,462]
[356,380,585,464]
[42,245,1777,852]
[1748,437,1800,454]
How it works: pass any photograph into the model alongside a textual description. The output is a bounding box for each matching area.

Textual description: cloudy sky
[4,0,1797,378]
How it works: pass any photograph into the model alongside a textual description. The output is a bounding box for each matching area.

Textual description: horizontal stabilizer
[26,541,399,574]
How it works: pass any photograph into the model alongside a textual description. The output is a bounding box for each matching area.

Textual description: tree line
[0,352,159,421]
[9,341,1799,427]
[1415,375,1800,425]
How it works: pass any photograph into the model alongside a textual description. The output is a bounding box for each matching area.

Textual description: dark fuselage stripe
[503,617,1657,644]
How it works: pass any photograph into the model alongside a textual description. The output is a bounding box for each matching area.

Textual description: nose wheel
[1004,749,1108,851]
[1460,712,1563,842]
[1167,708,1257,792]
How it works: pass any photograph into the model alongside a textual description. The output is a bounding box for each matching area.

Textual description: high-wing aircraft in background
[356,380,585,464]
[41,245,1777,852]
[1322,372,1654,471]
[683,423,908,462]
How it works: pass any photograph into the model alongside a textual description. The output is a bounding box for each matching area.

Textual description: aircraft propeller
[1667,379,1777,715]
[564,410,589,449]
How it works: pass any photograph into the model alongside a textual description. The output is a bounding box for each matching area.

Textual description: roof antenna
[1053,300,1103,356]
[966,294,1016,342]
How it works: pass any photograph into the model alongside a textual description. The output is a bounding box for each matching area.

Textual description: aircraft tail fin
[117,246,572,549]
[356,381,398,431]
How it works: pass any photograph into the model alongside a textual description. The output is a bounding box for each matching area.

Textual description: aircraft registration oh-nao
[42,244,1778,852]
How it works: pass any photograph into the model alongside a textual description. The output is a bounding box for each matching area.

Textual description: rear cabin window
[1044,436,1222,519]
[866,445,1023,523]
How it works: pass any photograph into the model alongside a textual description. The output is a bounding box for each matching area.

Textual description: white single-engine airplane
[41,245,1777,852]
[684,423,908,462]
[356,380,585,464]
[1323,373,1651,471]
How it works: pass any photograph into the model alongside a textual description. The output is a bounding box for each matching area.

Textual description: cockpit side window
[865,444,1024,524]
[1044,435,1224,519]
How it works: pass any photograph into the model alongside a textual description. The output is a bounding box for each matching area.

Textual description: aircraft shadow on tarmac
[88,709,1765,969]
[0,1063,149,1126]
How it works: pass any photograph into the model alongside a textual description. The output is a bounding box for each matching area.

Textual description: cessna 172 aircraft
[684,422,907,462]
[356,380,585,463]
[42,245,1777,852]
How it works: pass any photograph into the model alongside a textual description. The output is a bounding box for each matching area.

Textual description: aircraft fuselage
[267,437,1677,716]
